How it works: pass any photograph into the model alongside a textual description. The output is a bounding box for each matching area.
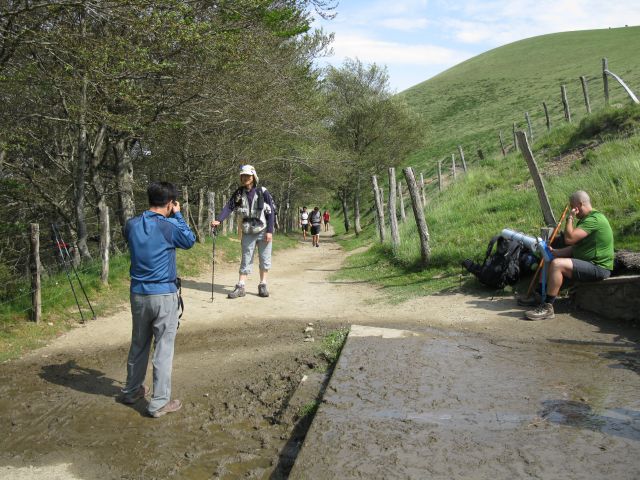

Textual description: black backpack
[462,236,523,289]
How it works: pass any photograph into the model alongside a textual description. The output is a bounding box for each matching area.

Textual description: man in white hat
[211,165,275,298]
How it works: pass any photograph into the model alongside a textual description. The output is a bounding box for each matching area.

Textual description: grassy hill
[333,27,640,301]
[401,26,640,176]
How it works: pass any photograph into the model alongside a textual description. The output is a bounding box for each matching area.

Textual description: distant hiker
[522,190,613,320]
[121,181,196,418]
[310,206,322,247]
[323,209,330,232]
[211,165,275,298]
[300,206,309,241]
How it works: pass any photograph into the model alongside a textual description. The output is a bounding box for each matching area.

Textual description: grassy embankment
[333,26,640,302]
[0,232,299,362]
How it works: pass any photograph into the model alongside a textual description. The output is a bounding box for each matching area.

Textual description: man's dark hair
[148,181,178,207]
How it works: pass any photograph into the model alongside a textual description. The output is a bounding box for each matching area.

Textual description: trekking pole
[53,224,96,320]
[525,205,570,297]
[211,225,218,301]
[52,224,85,323]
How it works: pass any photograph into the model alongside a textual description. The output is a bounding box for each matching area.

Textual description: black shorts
[302,224,309,232]
[571,258,611,282]
[311,225,321,235]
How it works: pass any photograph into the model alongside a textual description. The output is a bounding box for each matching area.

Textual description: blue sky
[312,0,640,92]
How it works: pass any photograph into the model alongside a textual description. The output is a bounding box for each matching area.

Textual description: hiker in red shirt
[322,209,330,232]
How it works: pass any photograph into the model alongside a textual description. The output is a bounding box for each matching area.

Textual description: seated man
[525,190,614,320]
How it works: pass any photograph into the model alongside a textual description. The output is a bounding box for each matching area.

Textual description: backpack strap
[482,235,501,265]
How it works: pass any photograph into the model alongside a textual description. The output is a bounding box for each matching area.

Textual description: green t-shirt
[573,210,614,270]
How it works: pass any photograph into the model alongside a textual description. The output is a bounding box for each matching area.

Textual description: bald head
[570,190,591,207]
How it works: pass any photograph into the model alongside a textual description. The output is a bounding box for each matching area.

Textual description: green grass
[334,106,640,301]
[319,327,349,365]
[401,26,640,178]
[0,230,299,362]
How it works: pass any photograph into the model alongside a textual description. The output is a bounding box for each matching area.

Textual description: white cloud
[378,17,430,31]
[328,32,472,67]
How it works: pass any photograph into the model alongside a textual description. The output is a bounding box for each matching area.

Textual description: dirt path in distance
[1,228,638,479]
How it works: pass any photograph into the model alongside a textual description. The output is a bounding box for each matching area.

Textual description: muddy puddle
[0,321,335,479]
[291,324,640,479]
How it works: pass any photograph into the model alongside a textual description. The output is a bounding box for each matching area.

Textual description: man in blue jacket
[120,182,196,417]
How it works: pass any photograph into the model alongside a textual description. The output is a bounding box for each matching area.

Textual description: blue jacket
[125,211,196,294]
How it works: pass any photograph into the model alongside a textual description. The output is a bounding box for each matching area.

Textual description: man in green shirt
[525,190,614,320]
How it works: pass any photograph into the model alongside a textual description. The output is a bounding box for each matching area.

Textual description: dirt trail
[1,229,639,479]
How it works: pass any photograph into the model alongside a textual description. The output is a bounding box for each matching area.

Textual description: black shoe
[258,283,269,298]
[228,284,246,299]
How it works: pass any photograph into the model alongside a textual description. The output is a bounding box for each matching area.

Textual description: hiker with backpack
[323,209,330,232]
[309,206,322,247]
[210,165,275,298]
[521,190,613,320]
[300,207,309,241]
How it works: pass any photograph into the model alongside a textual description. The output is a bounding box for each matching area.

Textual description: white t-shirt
[300,211,309,225]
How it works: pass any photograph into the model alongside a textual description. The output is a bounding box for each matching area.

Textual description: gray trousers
[240,230,272,275]
[123,293,179,413]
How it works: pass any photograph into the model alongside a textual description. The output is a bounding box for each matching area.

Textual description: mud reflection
[540,400,640,441]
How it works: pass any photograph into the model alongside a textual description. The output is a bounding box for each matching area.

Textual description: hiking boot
[258,283,269,298]
[149,399,182,418]
[228,284,246,299]
[525,303,555,321]
[119,385,149,404]
[517,292,542,306]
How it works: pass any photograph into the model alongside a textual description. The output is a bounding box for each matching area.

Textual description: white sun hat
[239,164,258,185]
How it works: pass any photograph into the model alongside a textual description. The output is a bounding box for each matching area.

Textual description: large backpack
[462,236,523,289]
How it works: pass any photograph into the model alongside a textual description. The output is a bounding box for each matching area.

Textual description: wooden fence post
[371,175,385,242]
[403,167,431,266]
[29,223,41,323]
[499,130,506,156]
[603,57,609,106]
[437,160,443,192]
[458,145,467,172]
[398,180,406,222]
[516,131,557,226]
[451,154,456,180]
[543,101,551,131]
[561,85,572,122]
[99,206,110,285]
[388,168,400,247]
[182,185,190,226]
[580,75,591,114]
[207,191,215,236]
[525,112,533,142]
[228,192,235,235]
[420,172,427,206]
[512,122,519,152]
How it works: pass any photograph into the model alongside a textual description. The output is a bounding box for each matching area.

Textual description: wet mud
[1,231,640,479]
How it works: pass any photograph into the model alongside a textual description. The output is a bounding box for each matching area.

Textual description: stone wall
[571,275,640,321]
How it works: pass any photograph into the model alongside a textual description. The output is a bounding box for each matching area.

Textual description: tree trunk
[371,175,385,243]
[398,180,406,223]
[340,190,350,233]
[99,206,110,285]
[388,168,399,247]
[207,191,215,236]
[198,188,205,244]
[354,177,362,235]
[75,72,91,262]
[222,193,228,235]
[403,167,431,266]
[113,137,136,231]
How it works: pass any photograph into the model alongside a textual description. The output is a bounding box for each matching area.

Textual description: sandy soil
[0,228,638,479]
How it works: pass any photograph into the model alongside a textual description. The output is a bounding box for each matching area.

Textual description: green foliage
[320,327,349,364]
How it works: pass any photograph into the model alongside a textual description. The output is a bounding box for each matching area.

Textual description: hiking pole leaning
[211,225,218,301]
[525,204,570,297]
